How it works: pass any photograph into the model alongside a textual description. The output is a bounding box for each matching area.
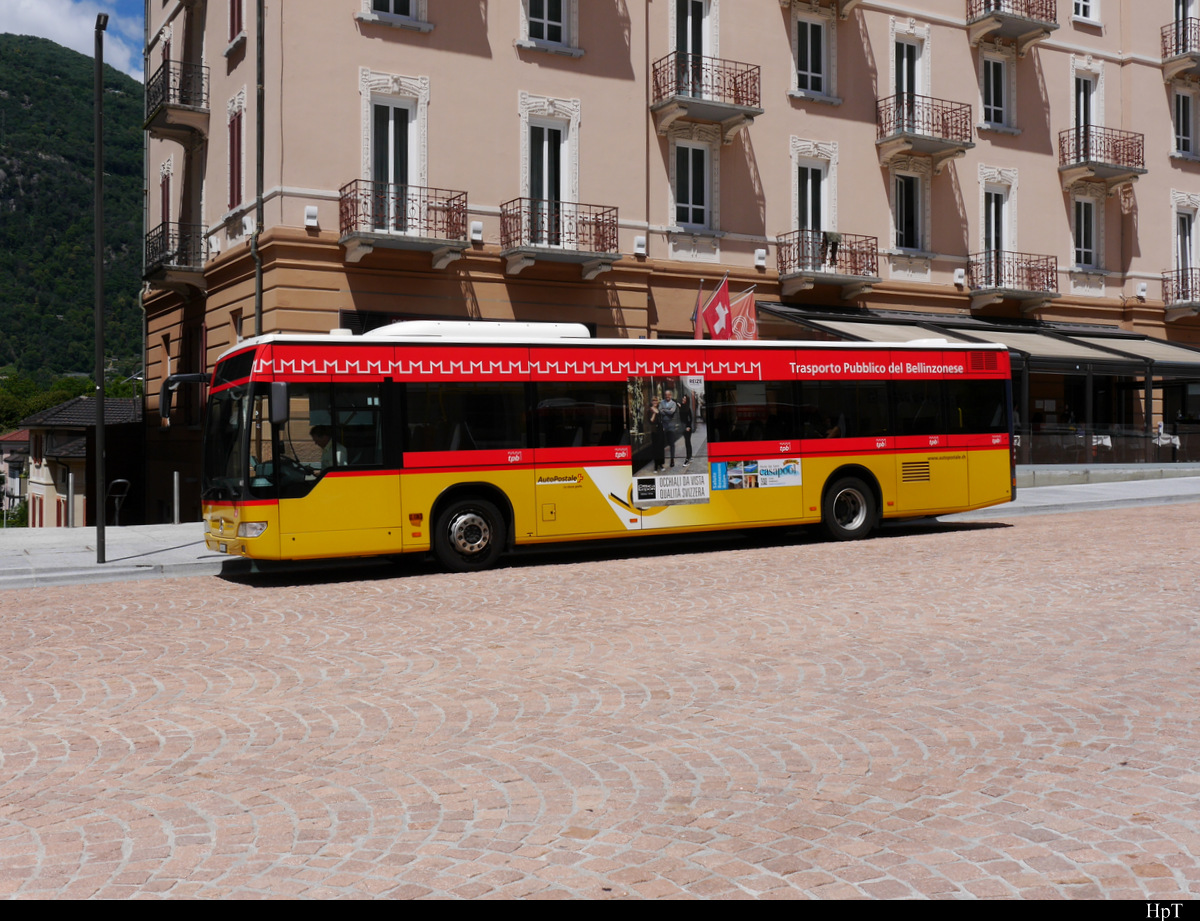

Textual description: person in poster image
[660,388,681,467]
[647,397,665,472]
[680,394,694,464]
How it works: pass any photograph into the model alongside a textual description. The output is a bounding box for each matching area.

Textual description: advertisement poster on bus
[628,375,709,508]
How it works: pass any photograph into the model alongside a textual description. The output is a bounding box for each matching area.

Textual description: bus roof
[213,321,1007,367]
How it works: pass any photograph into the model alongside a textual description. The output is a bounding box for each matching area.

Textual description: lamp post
[94,13,108,563]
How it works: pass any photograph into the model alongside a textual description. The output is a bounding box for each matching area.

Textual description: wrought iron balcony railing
[968,250,1058,293]
[1162,17,1200,58]
[145,222,206,274]
[776,230,878,279]
[876,94,973,145]
[338,180,468,241]
[500,199,618,254]
[1163,267,1200,304]
[144,60,209,118]
[1058,125,1145,171]
[966,0,1057,24]
[651,52,761,109]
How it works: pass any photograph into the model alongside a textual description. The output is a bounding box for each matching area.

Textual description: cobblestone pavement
[1,505,1197,899]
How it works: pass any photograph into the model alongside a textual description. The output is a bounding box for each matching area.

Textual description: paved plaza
[0,502,1198,898]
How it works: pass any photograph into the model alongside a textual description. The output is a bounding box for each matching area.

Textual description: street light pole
[94,13,108,564]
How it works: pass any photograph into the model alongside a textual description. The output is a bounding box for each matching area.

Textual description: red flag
[701,275,732,340]
[729,289,758,340]
[691,280,705,339]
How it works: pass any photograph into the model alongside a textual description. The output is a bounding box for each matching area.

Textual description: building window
[895,38,922,97]
[519,0,580,54]
[1073,196,1097,269]
[1073,0,1098,23]
[676,0,708,58]
[977,164,1019,257]
[797,164,824,232]
[229,0,244,43]
[227,95,244,213]
[894,174,921,250]
[1176,90,1195,156]
[529,122,565,244]
[889,17,931,125]
[519,93,580,210]
[1177,209,1196,273]
[371,100,411,231]
[530,0,563,42]
[358,0,431,31]
[359,69,430,199]
[158,156,173,228]
[790,138,837,235]
[796,18,825,95]
[982,57,1006,126]
[675,141,709,229]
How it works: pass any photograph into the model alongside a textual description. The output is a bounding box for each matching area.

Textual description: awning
[756,304,1200,375]
[946,328,1125,366]
[799,317,976,344]
[1065,334,1200,371]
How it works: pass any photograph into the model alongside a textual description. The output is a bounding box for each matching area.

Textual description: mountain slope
[0,33,144,377]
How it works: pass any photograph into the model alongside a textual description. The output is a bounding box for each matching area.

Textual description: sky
[0,0,146,80]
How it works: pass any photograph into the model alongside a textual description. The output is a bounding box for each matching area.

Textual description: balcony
[776,230,879,299]
[650,52,763,143]
[966,0,1058,55]
[876,94,974,173]
[967,250,1059,312]
[499,198,619,279]
[1162,19,1200,81]
[143,61,209,141]
[144,222,206,290]
[338,180,469,267]
[1163,268,1200,321]
[1058,125,1146,191]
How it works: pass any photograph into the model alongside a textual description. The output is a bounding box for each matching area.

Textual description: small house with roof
[20,397,144,527]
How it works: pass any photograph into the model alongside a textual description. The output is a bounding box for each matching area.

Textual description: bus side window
[406,383,527,452]
[707,380,799,442]
[893,380,946,436]
[809,381,889,439]
[947,379,1008,434]
[535,382,627,448]
[331,383,384,467]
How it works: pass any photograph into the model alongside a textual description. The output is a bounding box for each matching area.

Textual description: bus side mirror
[158,372,211,427]
[269,381,290,425]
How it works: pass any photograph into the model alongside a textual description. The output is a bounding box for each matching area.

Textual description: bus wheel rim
[834,488,866,530]
[449,511,491,555]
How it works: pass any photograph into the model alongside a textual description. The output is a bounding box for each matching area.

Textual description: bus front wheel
[434,498,506,571]
[822,477,875,541]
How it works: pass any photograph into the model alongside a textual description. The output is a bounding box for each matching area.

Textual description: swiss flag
[701,276,732,340]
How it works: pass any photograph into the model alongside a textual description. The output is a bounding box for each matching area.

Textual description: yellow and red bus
[201,320,1013,570]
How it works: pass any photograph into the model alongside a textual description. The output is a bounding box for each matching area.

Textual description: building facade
[142,0,1200,519]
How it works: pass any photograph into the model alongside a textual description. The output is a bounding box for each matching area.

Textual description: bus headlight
[237,522,268,538]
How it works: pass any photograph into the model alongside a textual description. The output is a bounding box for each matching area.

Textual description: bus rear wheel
[434,498,505,571]
[822,477,875,541]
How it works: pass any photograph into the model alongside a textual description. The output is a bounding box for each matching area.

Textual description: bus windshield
[201,384,250,501]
